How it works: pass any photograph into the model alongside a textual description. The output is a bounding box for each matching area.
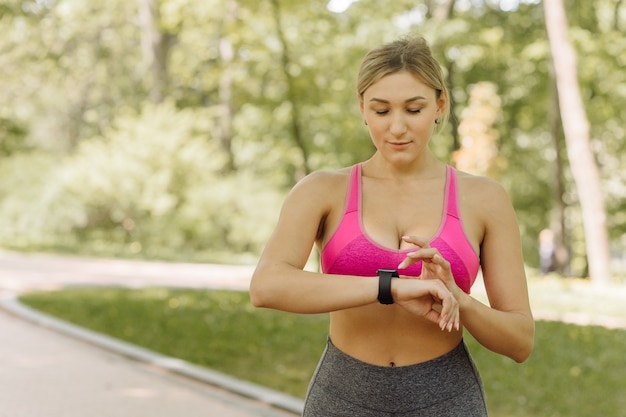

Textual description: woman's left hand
[397,236,462,300]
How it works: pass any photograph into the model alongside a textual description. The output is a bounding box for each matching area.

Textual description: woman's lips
[388,141,411,149]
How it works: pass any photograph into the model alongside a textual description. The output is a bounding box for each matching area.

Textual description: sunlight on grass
[473,274,626,328]
[526,276,626,324]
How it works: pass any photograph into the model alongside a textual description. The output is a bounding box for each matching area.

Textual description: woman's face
[360,71,445,164]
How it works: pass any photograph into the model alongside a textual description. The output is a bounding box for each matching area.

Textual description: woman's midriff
[329,303,463,367]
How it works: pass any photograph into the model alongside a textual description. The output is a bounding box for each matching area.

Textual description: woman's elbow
[249,276,269,308]
[512,341,534,363]
[249,267,280,309]
[511,322,535,363]
[249,287,263,308]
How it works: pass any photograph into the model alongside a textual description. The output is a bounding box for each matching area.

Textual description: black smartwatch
[377,269,398,305]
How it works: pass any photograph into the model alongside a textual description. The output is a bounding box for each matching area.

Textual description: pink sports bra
[320,164,480,294]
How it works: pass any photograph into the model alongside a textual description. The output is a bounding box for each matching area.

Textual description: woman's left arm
[400,177,534,363]
[460,178,534,362]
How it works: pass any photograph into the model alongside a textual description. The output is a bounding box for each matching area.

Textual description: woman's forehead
[364,71,436,101]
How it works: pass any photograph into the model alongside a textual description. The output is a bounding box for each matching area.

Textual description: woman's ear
[436,90,448,117]
[358,93,368,125]
[358,93,365,115]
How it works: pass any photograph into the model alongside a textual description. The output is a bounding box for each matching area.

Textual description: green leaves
[0,0,624,272]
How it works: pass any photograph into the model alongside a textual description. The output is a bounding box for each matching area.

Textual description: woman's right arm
[249,171,380,314]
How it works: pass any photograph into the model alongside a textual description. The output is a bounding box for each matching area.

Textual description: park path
[0,249,254,293]
[0,249,303,417]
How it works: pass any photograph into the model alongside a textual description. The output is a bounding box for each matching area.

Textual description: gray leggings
[303,339,488,417]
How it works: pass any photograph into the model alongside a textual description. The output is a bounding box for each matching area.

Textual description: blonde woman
[250,35,534,416]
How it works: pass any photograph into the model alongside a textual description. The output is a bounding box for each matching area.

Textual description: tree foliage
[0,0,624,277]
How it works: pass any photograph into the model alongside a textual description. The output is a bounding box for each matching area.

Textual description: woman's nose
[389,114,407,137]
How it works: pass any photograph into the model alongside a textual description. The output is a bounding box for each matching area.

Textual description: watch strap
[377,269,398,305]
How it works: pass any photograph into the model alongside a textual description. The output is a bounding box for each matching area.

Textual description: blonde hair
[357,35,450,127]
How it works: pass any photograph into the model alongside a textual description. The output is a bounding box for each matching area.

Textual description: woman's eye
[408,109,422,113]
[375,110,389,115]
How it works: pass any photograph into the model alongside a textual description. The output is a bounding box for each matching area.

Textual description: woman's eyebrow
[369,96,427,103]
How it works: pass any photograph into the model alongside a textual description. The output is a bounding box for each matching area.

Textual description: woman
[250,35,534,417]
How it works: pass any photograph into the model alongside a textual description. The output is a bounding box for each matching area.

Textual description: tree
[138,0,170,104]
[217,0,238,173]
[1,0,623,270]
[270,0,311,178]
[548,76,571,275]
[543,0,612,284]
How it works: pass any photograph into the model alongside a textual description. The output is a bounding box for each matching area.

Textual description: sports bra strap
[445,165,460,219]
[345,164,361,214]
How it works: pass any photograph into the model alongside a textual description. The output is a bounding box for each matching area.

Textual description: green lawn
[20,287,626,417]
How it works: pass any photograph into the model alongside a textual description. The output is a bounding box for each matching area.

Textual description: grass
[20,287,626,417]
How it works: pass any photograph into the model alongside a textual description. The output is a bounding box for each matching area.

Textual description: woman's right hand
[391,278,460,332]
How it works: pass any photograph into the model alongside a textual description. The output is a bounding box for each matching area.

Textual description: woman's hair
[357,35,450,127]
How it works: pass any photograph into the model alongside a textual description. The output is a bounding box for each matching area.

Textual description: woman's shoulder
[292,166,353,193]
[454,169,513,209]
[283,166,354,209]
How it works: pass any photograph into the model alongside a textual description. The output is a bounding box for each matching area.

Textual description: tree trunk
[543,0,612,284]
[138,0,168,103]
[217,0,238,173]
[432,0,455,20]
[270,0,310,179]
[549,75,570,275]
[446,62,460,152]
[614,0,624,32]
[430,0,459,152]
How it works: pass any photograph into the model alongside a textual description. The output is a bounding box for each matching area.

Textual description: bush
[0,151,77,247]
[0,102,284,261]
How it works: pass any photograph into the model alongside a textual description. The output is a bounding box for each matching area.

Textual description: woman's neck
[363,152,444,180]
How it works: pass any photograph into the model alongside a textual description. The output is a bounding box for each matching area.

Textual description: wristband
[377,269,398,305]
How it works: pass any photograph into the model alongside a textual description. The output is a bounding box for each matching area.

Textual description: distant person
[250,34,534,416]
[539,228,556,275]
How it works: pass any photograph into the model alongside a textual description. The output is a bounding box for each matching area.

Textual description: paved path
[0,250,303,417]
[0,249,255,292]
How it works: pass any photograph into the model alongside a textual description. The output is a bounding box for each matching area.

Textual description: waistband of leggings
[325,337,468,373]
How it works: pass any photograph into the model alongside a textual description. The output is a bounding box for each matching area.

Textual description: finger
[398,248,440,270]
[423,308,442,326]
[401,235,430,248]
[451,303,460,332]
[436,291,458,331]
[445,303,461,331]
[397,257,412,270]
[432,254,451,270]
[444,304,459,332]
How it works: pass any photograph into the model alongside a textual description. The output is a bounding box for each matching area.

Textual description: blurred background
[1,0,624,283]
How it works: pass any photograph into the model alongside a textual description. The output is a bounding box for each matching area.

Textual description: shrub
[0,102,284,261]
